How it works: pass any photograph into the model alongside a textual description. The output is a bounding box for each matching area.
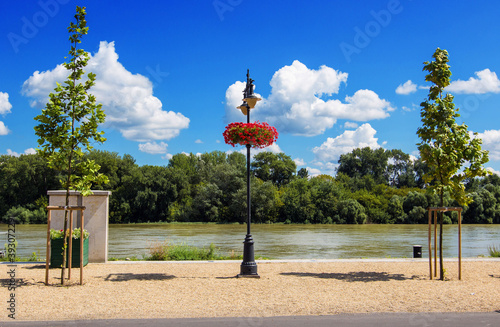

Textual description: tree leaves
[417,48,489,207]
[34,6,108,196]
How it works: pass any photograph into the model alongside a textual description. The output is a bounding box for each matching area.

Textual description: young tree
[416,48,489,280]
[34,6,108,285]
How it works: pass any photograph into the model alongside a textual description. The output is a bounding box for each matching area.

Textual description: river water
[2,223,499,260]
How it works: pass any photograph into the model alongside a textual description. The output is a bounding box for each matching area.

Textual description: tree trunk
[439,190,444,280]
[60,191,70,285]
[439,211,444,280]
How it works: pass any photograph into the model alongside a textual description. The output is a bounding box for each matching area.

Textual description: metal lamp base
[237,234,260,278]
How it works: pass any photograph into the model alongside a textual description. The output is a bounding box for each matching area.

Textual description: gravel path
[2,260,499,321]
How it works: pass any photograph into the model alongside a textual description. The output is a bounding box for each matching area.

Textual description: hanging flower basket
[223,121,278,149]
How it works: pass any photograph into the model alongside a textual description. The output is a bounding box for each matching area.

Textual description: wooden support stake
[433,211,437,277]
[44,206,86,286]
[427,207,463,281]
[80,210,84,285]
[458,210,462,280]
[45,210,51,285]
[428,208,432,280]
[68,210,73,281]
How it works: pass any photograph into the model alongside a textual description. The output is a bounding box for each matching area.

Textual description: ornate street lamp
[237,70,261,278]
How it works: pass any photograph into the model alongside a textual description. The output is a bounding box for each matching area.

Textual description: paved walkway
[2,313,499,327]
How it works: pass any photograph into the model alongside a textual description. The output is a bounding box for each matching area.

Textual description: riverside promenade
[1,258,499,325]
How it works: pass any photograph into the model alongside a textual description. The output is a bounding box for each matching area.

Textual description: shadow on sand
[281,271,421,282]
[104,273,176,282]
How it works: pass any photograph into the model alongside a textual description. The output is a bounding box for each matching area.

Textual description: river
[2,223,499,260]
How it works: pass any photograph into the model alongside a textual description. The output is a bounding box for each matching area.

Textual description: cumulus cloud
[6,148,35,157]
[0,121,10,135]
[138,141,168,154]
[224,60,393,137]
[402,103,419,112]
[162,153,173,161]
[195,139,203,144]
[311,161,338,176]
[396,80,417,95]
[22,41,190,143]
[312,123,381,162]
[0,92,12,115]
[294,158,306,166]
[306,167,322,177]
[0,92,12,136]
[474,129,500,160]
[228,142,283,158]
[6,149,19,156]
[447,69,500,94]
[344,122,358,129]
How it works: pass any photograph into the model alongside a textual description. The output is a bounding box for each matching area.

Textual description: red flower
[223,121,278,149]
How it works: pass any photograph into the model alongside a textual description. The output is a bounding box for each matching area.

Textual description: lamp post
[237,69,261,278]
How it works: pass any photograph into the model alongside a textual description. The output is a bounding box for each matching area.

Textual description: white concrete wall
[48,190,111,263]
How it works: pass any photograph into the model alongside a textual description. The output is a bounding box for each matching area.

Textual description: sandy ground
[1,259,499,321]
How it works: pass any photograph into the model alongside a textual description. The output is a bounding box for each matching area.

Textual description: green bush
[2,206,46,224]
[146,241,224,261]
[488,244,500,257]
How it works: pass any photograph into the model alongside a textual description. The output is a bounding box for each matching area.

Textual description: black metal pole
[238,71,259,278]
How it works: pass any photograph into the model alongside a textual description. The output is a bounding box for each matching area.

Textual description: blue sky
[1,0,500,176]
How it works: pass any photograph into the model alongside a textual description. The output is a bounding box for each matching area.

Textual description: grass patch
[108,255,141,261]
[146,240,243,261]
[0,252,42,262]
[488,244,500,257]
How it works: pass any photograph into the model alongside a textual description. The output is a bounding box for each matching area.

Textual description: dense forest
[1,147,499,224]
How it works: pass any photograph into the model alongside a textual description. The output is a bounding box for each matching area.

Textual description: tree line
[1,147,499,224]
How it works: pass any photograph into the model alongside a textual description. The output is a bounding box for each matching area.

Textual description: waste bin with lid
[413,245,422,258]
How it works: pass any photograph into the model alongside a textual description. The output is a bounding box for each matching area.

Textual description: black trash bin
[413,245,422,258]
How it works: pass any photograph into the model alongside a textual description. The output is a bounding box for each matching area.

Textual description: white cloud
[0,92,12,136]
[447,69,500,94]
[195,139,203,144]
[224,60,393,137]
[138,141,168,154]
[474,129,500,160]
[225,81,249,123]
[22,41,190,142]
[312,123,381,162]
[162,153,173,161]
[396,80,417,95]
[344,122,358,129]
[311,161,339,176]
[294,158,306,166]
[0,121,10,135]
[228,142,283,158]
[5,148,34,156]
[402,103,419,112]
[0,92,12,115]
[6,149,19,156]
[306,167,322,177]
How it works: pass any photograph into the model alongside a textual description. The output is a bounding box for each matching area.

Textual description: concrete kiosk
[48,190,111,263]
